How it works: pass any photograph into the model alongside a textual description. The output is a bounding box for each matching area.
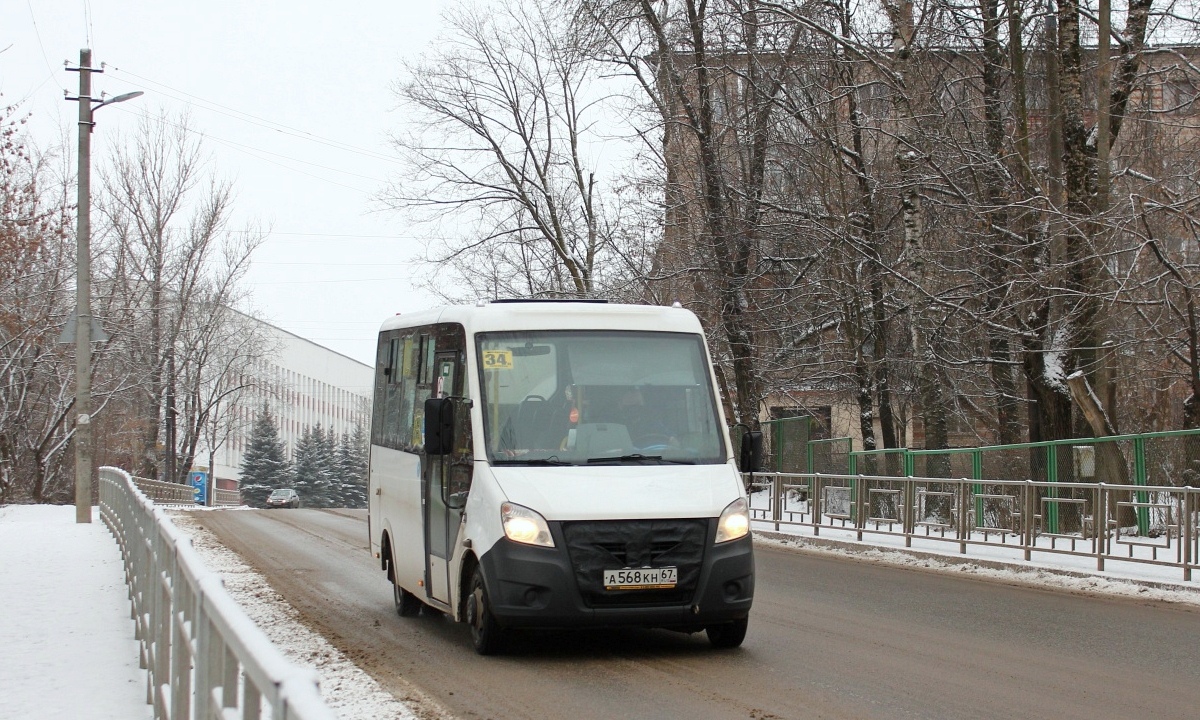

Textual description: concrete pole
[74,49,94,524]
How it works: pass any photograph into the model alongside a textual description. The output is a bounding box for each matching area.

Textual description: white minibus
[367,300,758,654]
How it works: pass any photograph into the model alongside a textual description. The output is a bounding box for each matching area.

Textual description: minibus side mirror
[424,397,454,455]
[737,430,763,473]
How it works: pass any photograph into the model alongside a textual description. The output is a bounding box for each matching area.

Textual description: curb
[753,529,1200,598]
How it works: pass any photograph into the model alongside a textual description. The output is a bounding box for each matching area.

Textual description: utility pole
[66,49,142,523]
[68,49,97,524]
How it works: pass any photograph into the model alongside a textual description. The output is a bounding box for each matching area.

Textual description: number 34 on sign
[482,350,513,370]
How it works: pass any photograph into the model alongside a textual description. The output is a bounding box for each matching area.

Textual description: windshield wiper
[588,456,672,468]
[492,457,575,466]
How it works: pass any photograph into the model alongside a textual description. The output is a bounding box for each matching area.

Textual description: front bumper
[478,518,754,630]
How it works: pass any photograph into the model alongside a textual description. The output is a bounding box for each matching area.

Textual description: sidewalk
[752,517,1200,604]
[0,504,152,720]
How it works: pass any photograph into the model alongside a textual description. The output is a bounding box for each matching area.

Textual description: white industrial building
[206,320,374,488]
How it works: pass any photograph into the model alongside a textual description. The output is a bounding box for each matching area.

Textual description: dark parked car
[266,488,300,508]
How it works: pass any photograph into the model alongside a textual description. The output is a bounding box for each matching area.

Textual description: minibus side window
[373,333,410,450]
[375,324,468,454]
[412,334,434,446]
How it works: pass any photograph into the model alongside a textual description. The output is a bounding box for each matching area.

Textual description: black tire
[394,582,422,617]
[466,566,505,655]
[706,617,748,649]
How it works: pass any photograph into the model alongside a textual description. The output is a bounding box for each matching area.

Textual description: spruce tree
[335,426,369,508]
[320,424,339,506]
[291,424,335,507]
[290,425,316,505]
[350,423,369,506]
[240,404,290,507]
[320,425,339,496]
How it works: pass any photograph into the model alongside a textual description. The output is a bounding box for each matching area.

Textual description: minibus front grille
[561,519,708,607]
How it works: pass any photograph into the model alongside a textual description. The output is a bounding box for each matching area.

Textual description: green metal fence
[789,428,1200,537]
[760,415,811,473]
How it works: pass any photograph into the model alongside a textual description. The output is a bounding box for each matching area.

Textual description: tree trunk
[837,8,892,453]
[980,0,1022,445]
[884,0,949,465]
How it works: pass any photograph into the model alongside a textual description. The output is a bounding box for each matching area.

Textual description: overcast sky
[2,1,454,366]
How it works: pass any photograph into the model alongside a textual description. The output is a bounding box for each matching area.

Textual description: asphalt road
[194,509,1200,720]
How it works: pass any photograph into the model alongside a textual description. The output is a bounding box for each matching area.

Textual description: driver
[602,387,667,449]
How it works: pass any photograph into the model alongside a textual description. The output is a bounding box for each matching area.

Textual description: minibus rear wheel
[706,617,748,649]
[466,567,505,655]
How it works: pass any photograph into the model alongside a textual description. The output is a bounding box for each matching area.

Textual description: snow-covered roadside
[0,505,153,720]
[8,500,1191,720]
[165,509,420,720]
[754,523,1200,607]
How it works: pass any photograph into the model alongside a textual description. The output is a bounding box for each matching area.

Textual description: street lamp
[67,48,142,524]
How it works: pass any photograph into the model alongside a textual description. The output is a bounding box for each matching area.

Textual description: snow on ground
[0,505,153,720]
[164,509,419,720]
[0,503,419,720]
[3,501,1198,720]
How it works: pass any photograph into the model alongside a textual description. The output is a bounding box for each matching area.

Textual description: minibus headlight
[501,502,555,548]
[715,498,750,544]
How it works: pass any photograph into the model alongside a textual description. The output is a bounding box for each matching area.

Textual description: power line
[203,133,380,194]
[104,67,402,165]
[252,261,416,266]
[251,277,418,285]
[234,231,422,238]
[23,0,66,96]
[100,103,385,195]
[230,230,452,243]
[206,134,385,183]
[83,0,94,49]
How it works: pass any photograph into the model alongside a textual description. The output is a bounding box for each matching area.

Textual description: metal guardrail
[129,475,243,507]
[99,466,337,720]
[129,476,197,505]
[212,486,242,507]
[746,471,1200,582]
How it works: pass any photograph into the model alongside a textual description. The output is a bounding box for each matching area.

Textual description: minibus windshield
[478,331,726,466]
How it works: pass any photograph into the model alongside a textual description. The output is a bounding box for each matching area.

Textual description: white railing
[99,466,337,720]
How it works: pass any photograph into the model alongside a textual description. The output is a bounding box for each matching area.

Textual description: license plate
[603,566,677,590]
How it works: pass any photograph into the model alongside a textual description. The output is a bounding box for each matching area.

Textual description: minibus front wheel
[706,616,748,649]
[466,566,506,655]
[389,540,421,617]
[394,583,421,617]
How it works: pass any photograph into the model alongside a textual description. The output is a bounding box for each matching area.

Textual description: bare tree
[583,0,825,427]
[386,0,649,301]
[96,110,266,483]
[567,0,1200,454]
[0,103,77,502]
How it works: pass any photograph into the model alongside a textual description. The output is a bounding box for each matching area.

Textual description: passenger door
[422,350,469,605]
